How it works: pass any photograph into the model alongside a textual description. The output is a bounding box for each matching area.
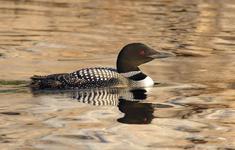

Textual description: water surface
[0,0,235,149]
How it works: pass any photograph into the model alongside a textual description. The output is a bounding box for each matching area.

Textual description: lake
[0,0,234,149]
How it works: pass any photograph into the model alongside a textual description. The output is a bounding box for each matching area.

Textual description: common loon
[30,43,173,89]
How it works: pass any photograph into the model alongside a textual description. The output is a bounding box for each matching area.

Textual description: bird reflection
[117,99,154,124]
[70,88,154,124]
[31,87,164,124]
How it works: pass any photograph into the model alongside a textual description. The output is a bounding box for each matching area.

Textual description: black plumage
[31,67,126,90]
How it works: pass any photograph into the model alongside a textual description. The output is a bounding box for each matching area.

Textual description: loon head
[117,43,173,73]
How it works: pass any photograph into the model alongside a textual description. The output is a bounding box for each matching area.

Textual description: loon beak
[148,49,175,59]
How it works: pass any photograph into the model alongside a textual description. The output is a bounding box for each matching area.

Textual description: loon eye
[139,50,145,56]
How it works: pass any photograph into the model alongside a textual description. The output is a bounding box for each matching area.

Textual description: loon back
[31,67,128,90]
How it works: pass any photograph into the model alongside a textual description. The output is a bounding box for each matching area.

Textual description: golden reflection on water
[0,0,235,149]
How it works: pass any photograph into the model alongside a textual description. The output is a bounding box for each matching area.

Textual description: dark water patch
[23,0,76,7]
[171,8,187,13]
[218,36,235,41]
[0,80,28,86]
[142,3,166,7]
[174,51,205,57]
[184,145,195,149]
[11,39,35,42]
[175,126,200,133]
[179,103,229,119]
[186,137,208,144]
[36,139,60,145]
[13,28,72,33]
[0,140,11,143]
[9,0,72,8]
[0,87,29,94]
[94,133,108,143]
[169,28,189,32]
[220,148,235,150]
[61,118,83,121]
[221,122,235,125]
[26,123,34,126]
[0,34,40,37]
[58,135,95,140]
[228,83,235,89]
[0,89,23,94]
[147,143,194,149]
[0,34,41,37]
[0,53,4,57]
[57,133,108,143]
[0,112,20,115]
[216,42,235,46]
[138,11,166,16]
[185,103,229,110]
[0,7,50,15]
[0,134,11,143]
[0,44,21,46]
[0,31,20,34]
[152,103,173,108]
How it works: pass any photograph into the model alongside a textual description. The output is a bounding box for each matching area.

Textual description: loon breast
[129,76,154,87]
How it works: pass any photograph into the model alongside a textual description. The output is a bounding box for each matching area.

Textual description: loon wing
[30,73,87,90]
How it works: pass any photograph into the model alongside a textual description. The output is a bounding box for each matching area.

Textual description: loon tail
[30,73,68,90]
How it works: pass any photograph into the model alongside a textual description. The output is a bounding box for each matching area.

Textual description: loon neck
[116,56,140,73]
[116,61,146,80]
[116,61,139,73]
[122,71,147,80]
[120,71,154,87]
[116,59,154,87]
[116,61,154,87]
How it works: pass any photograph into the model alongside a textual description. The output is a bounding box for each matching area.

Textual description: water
[0,0,235,149]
